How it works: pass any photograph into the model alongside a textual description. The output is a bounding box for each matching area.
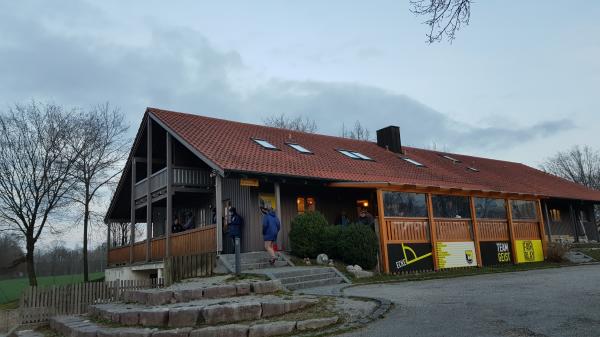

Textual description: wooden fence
[164,252,216,285]
[0,309,19,333]
[16,278,163,325]
[478,219,510,241]
[384,218,430,243]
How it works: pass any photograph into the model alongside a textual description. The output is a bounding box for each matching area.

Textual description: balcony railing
[134,167,212,200]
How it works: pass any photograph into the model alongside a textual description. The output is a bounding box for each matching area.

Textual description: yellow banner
[515,240,544,263]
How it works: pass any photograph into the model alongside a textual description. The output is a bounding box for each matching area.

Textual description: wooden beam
[106,223,111,267]
[166,132,172,258]
[543,201,553,242]
[469,196,483,267]
[274,182,282,250]
[427,193,439,271]
[146,117,152,262]
[537,199,548,259]
[215,175,223,253]
[376,189,390,273]
[505,199,518,265]
[130,158,136,264]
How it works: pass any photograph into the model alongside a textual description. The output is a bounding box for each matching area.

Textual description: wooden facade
[105,111,598,275]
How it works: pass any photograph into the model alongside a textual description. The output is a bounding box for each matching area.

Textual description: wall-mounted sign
[436,241,477,269]
[240,178,259,187]
[259,193,277,210]
[480,241,512,266]
[515,239,544,263]
[387,243,434,273]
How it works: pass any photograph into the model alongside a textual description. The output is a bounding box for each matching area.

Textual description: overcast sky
[2,1,599,247]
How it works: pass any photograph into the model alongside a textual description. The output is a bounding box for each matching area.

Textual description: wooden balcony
[134,167,212,201]
[107,225,217,266]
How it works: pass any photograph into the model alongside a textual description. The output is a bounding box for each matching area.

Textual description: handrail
[134,177,148,186]
[170,225,216,238]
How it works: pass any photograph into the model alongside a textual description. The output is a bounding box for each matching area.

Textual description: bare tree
[542,146,600,229]
[0,101,83,286]
[341,121,372,141]
[71,103,129,282]
[410,0,472,43]
[541,146,600,190]
[263,113,318,133]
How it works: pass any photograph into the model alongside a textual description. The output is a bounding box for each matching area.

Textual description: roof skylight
[441,154,461,163]
[402,157,425,167]
[467,167,480,172]
[252,138,278,150]
[287,143,312,154]
[338,150,373,160]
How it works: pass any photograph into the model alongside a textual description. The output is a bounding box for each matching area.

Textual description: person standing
[358,209,375,231]
[227,207,244,250]
[261,205,281,265]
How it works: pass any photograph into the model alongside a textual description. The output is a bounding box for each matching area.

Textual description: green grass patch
[574,248,600,261]
[0,272,104,305]
[351,262,563,284]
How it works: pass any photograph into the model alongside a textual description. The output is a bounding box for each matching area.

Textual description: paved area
[338,265,600,337]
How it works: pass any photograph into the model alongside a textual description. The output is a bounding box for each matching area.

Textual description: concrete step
[284,277,344,291]
[237,260,288,271]
[271,267,336,279]
[218,252,292,273]
[276,270,339,285]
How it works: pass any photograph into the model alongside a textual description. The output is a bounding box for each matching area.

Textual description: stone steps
[270,267,347,291]
[122,280,282,305]
[89,297,319,327]
[219,252,291,272]
[50,313,339,337]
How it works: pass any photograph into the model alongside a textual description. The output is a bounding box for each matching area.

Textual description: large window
[297,196,315,214]
[383,191,427,217]
[432,195,470,218]
[474,198,506,219]
[511,200,537,220]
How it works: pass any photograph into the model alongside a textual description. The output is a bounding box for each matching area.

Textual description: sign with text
[240,178,259,187]
[436,241,477,269]
[515,239,544,263]
[480,241,512,266]
[387,243,434,273]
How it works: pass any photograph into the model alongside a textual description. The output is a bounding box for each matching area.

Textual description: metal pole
[235,237,241,275]
[216,175,223,253]
[166,133,172,258]
[146,117,153,262]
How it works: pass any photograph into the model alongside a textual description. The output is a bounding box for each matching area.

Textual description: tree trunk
[83,201,89,282]
[26,239,37,286]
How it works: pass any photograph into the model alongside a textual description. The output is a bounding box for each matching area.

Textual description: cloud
[0,1,575,153]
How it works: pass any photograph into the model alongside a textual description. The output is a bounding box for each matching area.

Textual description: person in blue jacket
[261,205,280,265]
[227,207,243,249]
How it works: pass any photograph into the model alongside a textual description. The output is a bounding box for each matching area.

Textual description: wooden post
[166,132,172,258]
[130,158,137,264]
[146,117,153,262]
[569,204,579,242]
[375,189,389,273]
[215,175,223,253]
[505,199,518,264]
[274,182,282,250]
[469,196,483,267]
[427,193,439,271]
[543,201,553,242]
[536,199,548,259]
[106,223,111,267]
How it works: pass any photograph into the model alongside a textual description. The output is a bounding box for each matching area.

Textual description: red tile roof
[149,108,600,202]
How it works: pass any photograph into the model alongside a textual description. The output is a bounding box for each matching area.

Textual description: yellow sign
[240,178,259,187]
[515,240,544,263]
[259,193,277,210]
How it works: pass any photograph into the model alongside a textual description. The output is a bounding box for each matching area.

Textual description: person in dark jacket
[227,207,243,248]
[261,205,281,265]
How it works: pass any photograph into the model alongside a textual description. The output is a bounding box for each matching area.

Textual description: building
[104,108,600,278]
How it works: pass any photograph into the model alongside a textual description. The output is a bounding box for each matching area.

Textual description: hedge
[289,211,379,269]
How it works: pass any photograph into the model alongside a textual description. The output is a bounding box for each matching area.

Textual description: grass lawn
[0,272,104,305]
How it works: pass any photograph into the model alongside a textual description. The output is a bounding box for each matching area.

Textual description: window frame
[440,154,461,163]
[286,143,313,154]
[510,200,538,220]
[402,157,426,167]
[474,197,507,220]
[252,138,279,150]
[382,191,428,218]
[337,149,373,161]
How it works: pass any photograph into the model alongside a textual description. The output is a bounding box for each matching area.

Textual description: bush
[337,224,379,269]
[289,212,380,270]
[546,242,569,262]
[289,211,329,258]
